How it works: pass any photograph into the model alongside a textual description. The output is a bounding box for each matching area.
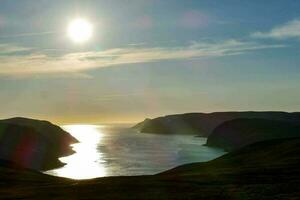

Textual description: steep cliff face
[0,117,78,170]
[206,118,300,151]
[134,112,300,136]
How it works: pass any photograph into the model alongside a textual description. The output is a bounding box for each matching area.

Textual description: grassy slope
[0,138,300,199]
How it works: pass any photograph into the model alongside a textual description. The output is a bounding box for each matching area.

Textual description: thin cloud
[0,31,58,39]
[0,44,32,54]
[252,19,300,39]
[0,40,285,77]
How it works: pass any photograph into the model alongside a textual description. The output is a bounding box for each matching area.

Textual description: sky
[0,0,300,124]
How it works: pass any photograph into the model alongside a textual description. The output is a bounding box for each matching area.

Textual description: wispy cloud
[252,19,300,39]
[0,44,32,54]
[0,39,285,77]
[0,31,58,39]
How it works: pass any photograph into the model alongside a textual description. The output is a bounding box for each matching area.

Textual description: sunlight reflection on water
[46,124,226,180]
[47,125,107,179]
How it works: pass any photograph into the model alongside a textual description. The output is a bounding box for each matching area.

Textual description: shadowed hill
[162,138,300,176]
[134,112,300,136]
[0,138,299,199]
[0,117,78,170]
[206,118,300,151]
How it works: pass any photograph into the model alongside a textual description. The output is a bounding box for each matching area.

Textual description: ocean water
[46,124,225,179]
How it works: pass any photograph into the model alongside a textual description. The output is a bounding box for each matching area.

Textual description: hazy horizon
[1,0,300,124]
[1,110,300,125]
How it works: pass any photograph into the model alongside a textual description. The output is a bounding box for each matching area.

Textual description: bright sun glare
[68,19,93,43]
[47,125,106,180]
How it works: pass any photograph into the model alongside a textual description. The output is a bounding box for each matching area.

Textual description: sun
[68,19,93,43]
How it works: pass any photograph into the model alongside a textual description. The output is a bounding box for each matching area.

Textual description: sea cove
[47,124,225,179]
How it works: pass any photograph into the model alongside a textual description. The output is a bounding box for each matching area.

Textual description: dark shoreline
[1,137,300,199]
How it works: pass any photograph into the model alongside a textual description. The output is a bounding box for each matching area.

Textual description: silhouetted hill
[162,138,300,176]
[0,117,77,170]
[133,118,152,129]
[0,138,299,199]
[134,112,300,136]
[206,118,300,151]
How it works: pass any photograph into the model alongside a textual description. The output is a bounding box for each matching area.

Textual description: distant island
[0,117,77,170]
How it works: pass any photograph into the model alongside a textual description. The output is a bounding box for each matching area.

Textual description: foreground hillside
[134,112,300,136]
[0,117,77,170]
[206,118,300,151]
[0,138,299,199]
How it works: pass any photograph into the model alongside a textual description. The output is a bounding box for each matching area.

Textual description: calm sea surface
[46,124,225,179]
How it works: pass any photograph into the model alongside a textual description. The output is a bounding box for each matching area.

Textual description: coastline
[1,137,299,199]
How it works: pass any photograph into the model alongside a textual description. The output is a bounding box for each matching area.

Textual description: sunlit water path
[46,124,225,179]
